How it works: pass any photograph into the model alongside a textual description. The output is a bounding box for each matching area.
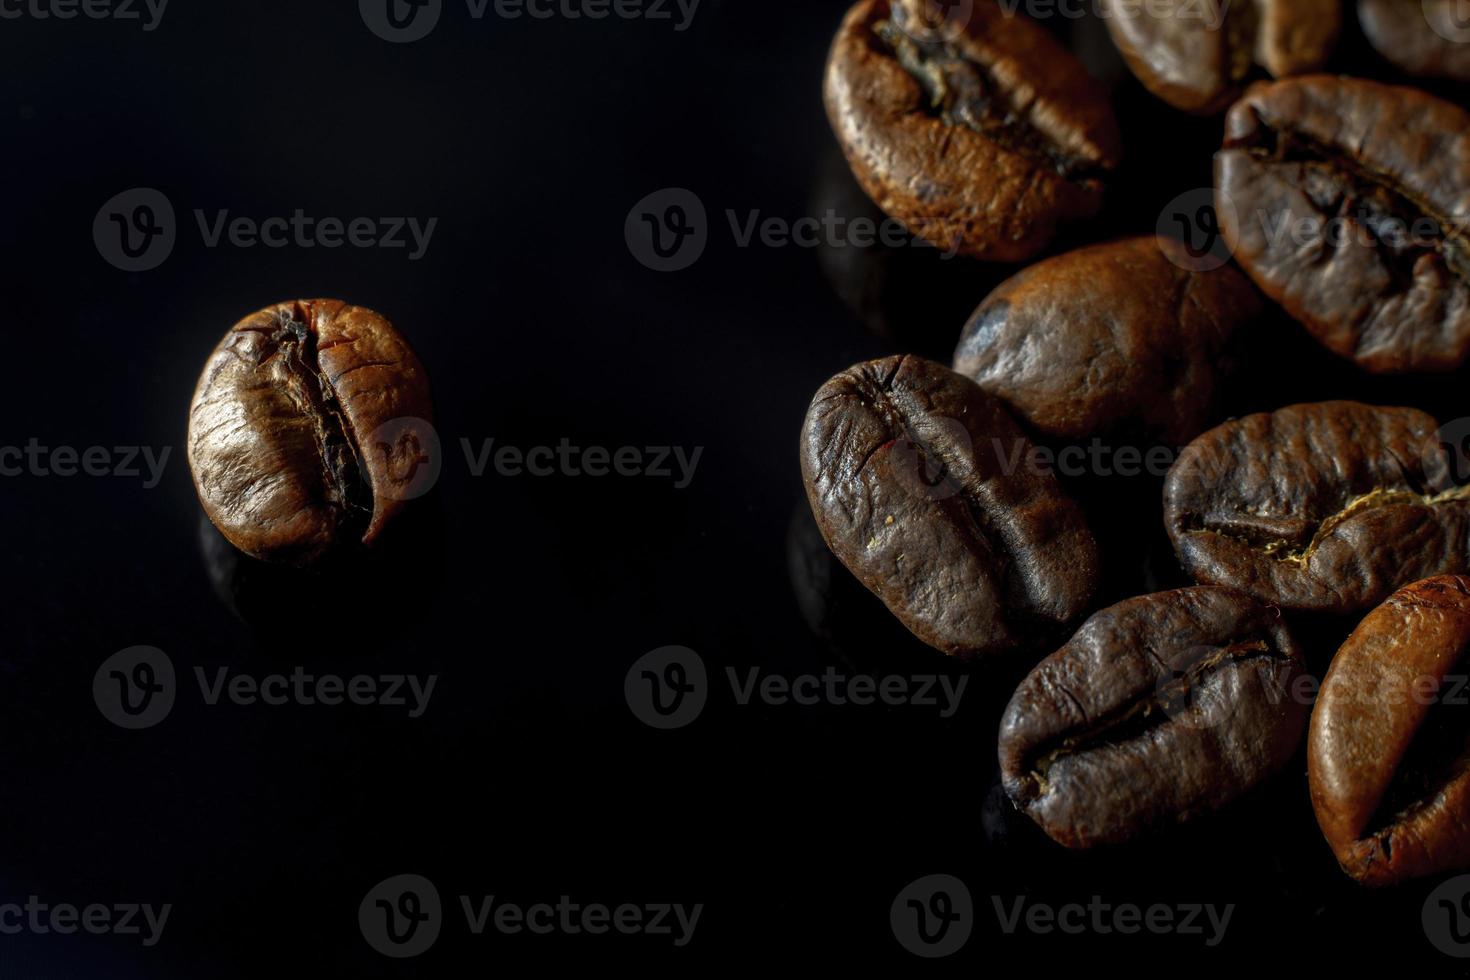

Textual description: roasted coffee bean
[823,0,1122,262]
[952,236,1262,444]
[1100,0,1339,114]
[1360,0,1470,82]
[188,299,434,565]
[1164,401,1470,613]
[999,586,1307,848]
[799,354,1099,658]
[1216,76,1470,373]
[1309,575,1470,885]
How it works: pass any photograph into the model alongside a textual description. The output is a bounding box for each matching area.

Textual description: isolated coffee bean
[1217,75,1470,373]
[799,354,1099,659]
[1359,0,1470,82]
[823,0,1122,262]
[999,586,1307,848]
[188,299,434,564]
[1100,0,1339,114]
[1164,401,1470,613]
[952,236,1261,444]
[1310,575,1470,886]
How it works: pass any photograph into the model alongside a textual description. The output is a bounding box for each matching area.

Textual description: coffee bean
[823,0,1122,262]
[187,299,434,565]
[799,354,1099,659]
[999,586,1307,848]
[1216,75,1470,373]
[1360,0,1470,82]
[1310,575,1470,885]
[1100,0,1339,114]
[1164,401,1470,613]
[952,235,1262,444]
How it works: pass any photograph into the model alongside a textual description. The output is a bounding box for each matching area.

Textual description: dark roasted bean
[800,354,1099,658]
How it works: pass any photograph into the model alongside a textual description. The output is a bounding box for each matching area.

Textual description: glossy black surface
[5,0,1470,972]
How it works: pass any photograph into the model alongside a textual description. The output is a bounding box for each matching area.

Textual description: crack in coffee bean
[1165,402,1470,613]
[1362,681,1470,842]
[1216,76,1470,372]
[188,299,434,565]
[871,18,1098,181]
[824,0,1121,261]
[801,355,1098,659]
[1187,485,1470,567]
[1239,126,1470,291]
[847,361,1011,576]
[1027,638,1277,792]
[999,587,1307,848]
[263,307,373,530]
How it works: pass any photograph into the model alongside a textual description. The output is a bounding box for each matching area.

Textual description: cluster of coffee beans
[802,0,1470,885]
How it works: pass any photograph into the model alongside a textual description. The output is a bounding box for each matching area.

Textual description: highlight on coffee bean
[186,299,435,565]
[1310,576,1470,886]
[823,0,1122,261]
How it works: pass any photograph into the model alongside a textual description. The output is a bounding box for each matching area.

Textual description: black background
[5,0,1470,973]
